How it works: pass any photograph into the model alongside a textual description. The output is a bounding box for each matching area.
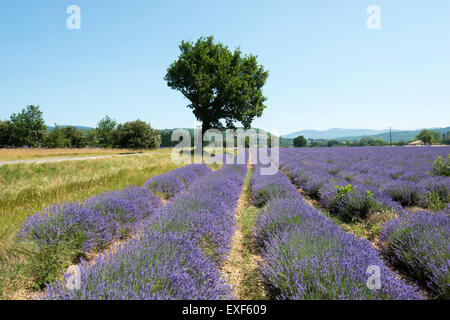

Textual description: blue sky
[1,0,449,135]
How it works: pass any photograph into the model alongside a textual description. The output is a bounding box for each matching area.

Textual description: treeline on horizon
[1,105,449,150]
[0,105,290,149]
[0,105,161,150]
[292,131,450,148]
[291,128,450,148]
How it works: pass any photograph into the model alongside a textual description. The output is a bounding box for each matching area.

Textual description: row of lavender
[278,147,449,299]
[279,147,449,220]
[250,164,424,299]
[18,165,211,285]
[143,164,211,199]
[380,212,449,298]
[43,161,247,299]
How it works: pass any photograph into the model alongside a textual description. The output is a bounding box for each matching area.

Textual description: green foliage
[44,126,87,148]
[432,155,450,177]
[443,131,450,145]
[334,184,354,201]
[8,105,47,147]
[327,139,341,147]
[416,129,434,145]
[0,120,12,146]
[96,115,117,148]
[85,129,100,147]
[165,36,269,133]
[29,243,83,289]
[44,125,70,148]
[331,185,376,222]
[426,190,448,211]
[293,135,307,147]
[114,120,161,149]
[60,126,87,148]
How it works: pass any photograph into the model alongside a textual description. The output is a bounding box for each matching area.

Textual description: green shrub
[432,155,450,177]
[331,185,377,222]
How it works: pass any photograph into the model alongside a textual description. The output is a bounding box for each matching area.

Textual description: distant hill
[336,127,450,143]
[48,125,94,133]
[283,128,394,140]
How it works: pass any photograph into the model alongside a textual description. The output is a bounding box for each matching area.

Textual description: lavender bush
[142,164,211,199]
[43,232,233,300]
[250,165,298,207]
[255,198,423,300]
[379,211,450,299]
[318,182,402,221]
[18,186,161,252]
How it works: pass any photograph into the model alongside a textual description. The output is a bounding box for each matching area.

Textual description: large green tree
[9,105,47,147]
[114,120,161,149]
[165,36,269,136]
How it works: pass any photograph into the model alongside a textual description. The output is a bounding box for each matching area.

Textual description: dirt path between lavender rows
[220,158,267,300]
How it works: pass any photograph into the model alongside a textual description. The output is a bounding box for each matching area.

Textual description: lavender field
[2,147,449,300]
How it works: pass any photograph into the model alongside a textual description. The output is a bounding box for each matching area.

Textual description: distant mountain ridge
[48,125,94,132]
[283,127,450,142]
[336,127,450,143]
[283,128,395,139]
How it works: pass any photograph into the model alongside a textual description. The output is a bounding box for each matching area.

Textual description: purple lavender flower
[250,165,299,207]
[379,210,450,299]
[41,162,247,299]
[43,232,233,300]
[255,198,424,300]
[18,186,161,251]
[142,164,211,199]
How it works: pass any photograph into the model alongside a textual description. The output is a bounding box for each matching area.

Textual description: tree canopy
[416,129,434,145]
[8,105,47,147]
[114,120,161,149]
[165,36,269,134]
[96,115,117,148]
[293,135,307,147]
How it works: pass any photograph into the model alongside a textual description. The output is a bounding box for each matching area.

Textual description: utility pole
[389,126,392,146]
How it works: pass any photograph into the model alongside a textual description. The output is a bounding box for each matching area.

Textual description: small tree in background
[293,135,307,147]
[432,131,442,144]
[85,129,99,147]
[416,129,434,145]
[44,125,70,148]
[443,131,450,145]
[60,126,87,148]
[96,115,117,148]
[9,105,47,147]
[0,120,12,146]
[114,120,161,149]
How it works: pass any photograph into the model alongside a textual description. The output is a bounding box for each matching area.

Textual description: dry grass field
[0,148,155,161]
